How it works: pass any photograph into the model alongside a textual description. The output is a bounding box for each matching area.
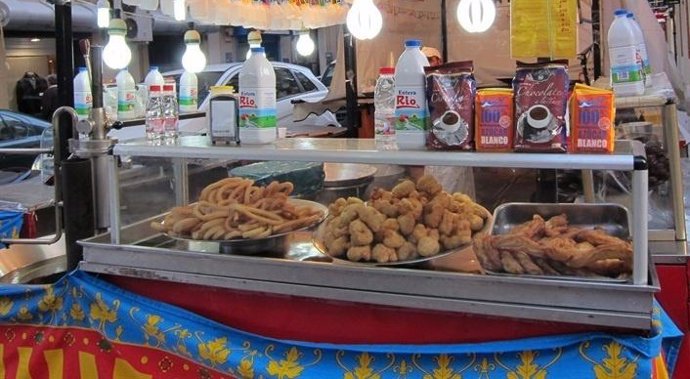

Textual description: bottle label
[638,45,652,75]
[164,116,178,132]
[75,92,92,118]
[394,88,427,131]
[118,90,136,112]
[610,46,643,84]
[180,87,198,108]
[239,89,277,128]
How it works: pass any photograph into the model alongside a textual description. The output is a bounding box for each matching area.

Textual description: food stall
[0,0,687,378]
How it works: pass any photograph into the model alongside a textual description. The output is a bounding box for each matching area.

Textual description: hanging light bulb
[174,0,186,21]
[181,30,206,73]
[103,18,131,69]
[346,0,383,40]
[295,30,315,56]
[246,30,262,60]
[97,0,111,29]
[457,0,496,33]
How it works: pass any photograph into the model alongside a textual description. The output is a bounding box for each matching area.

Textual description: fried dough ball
[452,193,473,204]
[397,241,418,261]
[349,219,374,246]
[338,203,363,227]
[329,224,349,238]
[382,229,405,249]
[372,199,399,218]
[424,204,444,228]
[411,224,428,243]
[325,236,349,257]
[439,210,458,236]
[417,175,443,196]
[392,180,416,198]
[372,243,397,263]
[347,245,372,262]
[347,197,364,204]
[397,213,417,236]
[357,206,386,233]
[440,220,472,250]
[399,198,423,219]
[470,214,484,232]
[418,236,441,257]
[328,198,348,217]
[382,218,400,232]
[428,228,440,241]
[370,187,393,201]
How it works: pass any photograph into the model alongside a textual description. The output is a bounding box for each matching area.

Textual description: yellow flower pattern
[69,303,85,321]
[0,297,13,316]
[506,351,547,379]
[142,314,166,347]
[267,347,305,379]
[424,355,461,379]
[89,293,119,331]
[16,306,33,321]
[592,343,638,379]
[344,352,381,379]
[198,337,231,367]
[38,287,63,313]
[238,358,256,379]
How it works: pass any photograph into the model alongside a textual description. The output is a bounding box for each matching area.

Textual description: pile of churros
[151,178,325,240]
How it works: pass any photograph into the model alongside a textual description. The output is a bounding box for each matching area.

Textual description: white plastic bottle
[144,66,165,90]
[374,67,396,143]
[608,9,645,97]
[73,67,92,120]
[116,69,137,121]
[394,39,429,149]
[145,84,164,144]
[239,47,277,144]
[627,12,652,87]
[179,71,198,113]
[39,126,54,184]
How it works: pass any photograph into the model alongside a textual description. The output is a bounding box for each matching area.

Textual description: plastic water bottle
[239,47,277,144]
[116,69,137,120]
[73,67,92,121]
[394,39,429,149]
[162,84,179,142]
[144,66,165,90]
[374,67,396,142]
[145,84,164,144]
[123,0,158,11]
[179,71,198,113]
[627,12,652,87]
[607,9,645,97]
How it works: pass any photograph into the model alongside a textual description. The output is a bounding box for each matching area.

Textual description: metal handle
[0,106,78,245]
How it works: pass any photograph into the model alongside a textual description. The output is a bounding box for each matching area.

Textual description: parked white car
[109,62,340,141]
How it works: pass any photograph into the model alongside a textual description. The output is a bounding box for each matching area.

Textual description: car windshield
[167,71,224,105]
[321,62,335,88]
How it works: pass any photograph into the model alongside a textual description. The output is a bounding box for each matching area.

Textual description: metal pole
[343,26,359,138]
[55,0,74,158]
[441,0,448,63]
[592,0,602,79]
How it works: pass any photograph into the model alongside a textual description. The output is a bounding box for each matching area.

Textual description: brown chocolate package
[513,61,569,153]
[425,62,476,151]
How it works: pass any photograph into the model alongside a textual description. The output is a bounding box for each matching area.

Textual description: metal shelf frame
[79,137,658,329]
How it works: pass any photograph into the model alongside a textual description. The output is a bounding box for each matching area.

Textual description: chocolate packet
[425,62,476,151]
[569,84,616,154]
[475,88,514,152]
[513,61,570,153]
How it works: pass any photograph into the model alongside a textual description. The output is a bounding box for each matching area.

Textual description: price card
[510,0,577,59]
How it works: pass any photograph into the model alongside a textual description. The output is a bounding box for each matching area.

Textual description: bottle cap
[163,84,174,91]
[626,12,635,18]
[149,85,162,92]
[614,9,628,16]
[405,39,422,47]
[251,47,265,53]
[150,66,159,71]
[79,67,87,72]
[379,67,394,75]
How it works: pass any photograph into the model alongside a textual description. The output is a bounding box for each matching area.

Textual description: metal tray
[164,199,328,255]
[487,202,631,282]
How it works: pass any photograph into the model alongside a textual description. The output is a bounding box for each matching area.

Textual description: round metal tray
[312,206,492,267]
[165,199,328,255]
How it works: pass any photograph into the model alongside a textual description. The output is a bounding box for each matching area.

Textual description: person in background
[41,74,59,121]
[412,47,476,198]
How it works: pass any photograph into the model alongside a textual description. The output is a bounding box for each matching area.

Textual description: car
[0,110,51,183]
[319,60,336,88]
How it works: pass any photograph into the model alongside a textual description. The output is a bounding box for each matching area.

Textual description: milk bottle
[607,9,645,97]
[239,47,277,144]
[73,67,92,120]
[626,12,652,87]
[116,69,137,121]
[394,39,429,149]
[179,71,198,113]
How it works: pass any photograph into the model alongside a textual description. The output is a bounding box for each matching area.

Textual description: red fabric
[655,264,690,378]
[20,212,37,239]
[0,325,230,379]
[106,275,634,345]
